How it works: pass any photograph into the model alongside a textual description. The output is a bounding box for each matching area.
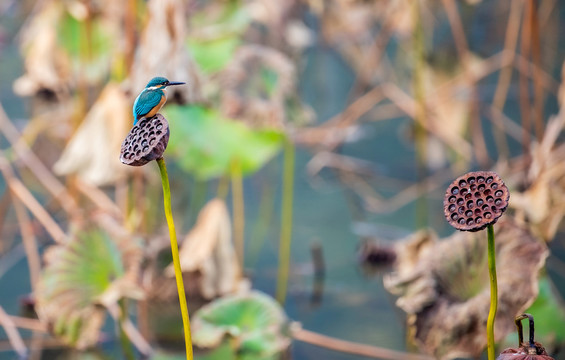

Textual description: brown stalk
[441,0,488,165]
[513,54,559,93]
[75,179,122,218]
[492,0,523,159]
[291,326,433,360]
[12,197,41,291]
[292,86,385,149]
[520,0,534,155]
[488,106,527,143]
[0,191,12,252]
[381,83,473,160]
[0,305,27,358]
[8,316,47,332]
[529,0,544,141]
[106,302,152,357]
[0,154,67,244]
[0,104,79,216]
[346,5,395,100]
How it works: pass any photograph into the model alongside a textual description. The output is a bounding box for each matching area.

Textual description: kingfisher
[132,76,185,125]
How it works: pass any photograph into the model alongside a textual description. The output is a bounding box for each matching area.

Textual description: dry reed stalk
[441,0,488,165]
[529,0,545,141]
[0,155,67,244]
[520,0,534,156]
[492,0,523,159]
[106,302,152,357]
[382,83,473,160]
[346,7,394,100]
[8,316,47,332]
[0,104,79,215]
[0,191,11,252]
[291,326,433,360]
[75,179,122,218]
[0,305,27,358]
[12,197,41,290]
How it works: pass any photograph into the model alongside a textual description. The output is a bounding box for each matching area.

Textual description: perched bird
[132,76,185,125]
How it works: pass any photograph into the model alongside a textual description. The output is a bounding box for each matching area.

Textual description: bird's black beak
[166,81,185,87]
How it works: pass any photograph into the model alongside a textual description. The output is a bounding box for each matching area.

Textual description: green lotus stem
[276,140,295,304]
[486,224,498,360]
[231,158,245,266]
[156,157,193,360]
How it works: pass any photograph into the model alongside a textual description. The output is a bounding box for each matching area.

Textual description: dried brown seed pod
[497,314,555,360]
[120,114,170,166]
[443,171,509,232]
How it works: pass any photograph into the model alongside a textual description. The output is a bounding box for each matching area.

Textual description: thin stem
[156,157,193,360]
[487,224,498,360]
[117,299,135,360]
[291,326,433,360]
[412,0,428,228]
[276,140,295,304]
[231,158,245,267]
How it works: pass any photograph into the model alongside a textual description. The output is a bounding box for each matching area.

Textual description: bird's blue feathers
[133,89,164,125]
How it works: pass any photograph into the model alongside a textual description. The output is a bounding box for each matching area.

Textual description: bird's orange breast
[145,94,167,118]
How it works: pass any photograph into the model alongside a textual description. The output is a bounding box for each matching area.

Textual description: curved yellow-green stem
[486,224,497,360]
[157,157,193,360]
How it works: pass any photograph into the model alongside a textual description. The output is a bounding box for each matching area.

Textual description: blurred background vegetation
[0,0,565,359]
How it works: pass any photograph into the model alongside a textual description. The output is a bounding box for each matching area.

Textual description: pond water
[1,2,565,360]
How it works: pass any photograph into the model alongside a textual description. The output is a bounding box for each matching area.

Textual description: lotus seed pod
[443,171,509,232]
[497,345,555,360]
[497,314,555,360]
[120,114,170,166]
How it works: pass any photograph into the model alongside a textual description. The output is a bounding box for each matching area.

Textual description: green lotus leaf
[57,10,113,81]
[165,105,285,180]
[188,37,241,75]
[187,3,250,74]
[192,291,290,357]
[36,229,142,349]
